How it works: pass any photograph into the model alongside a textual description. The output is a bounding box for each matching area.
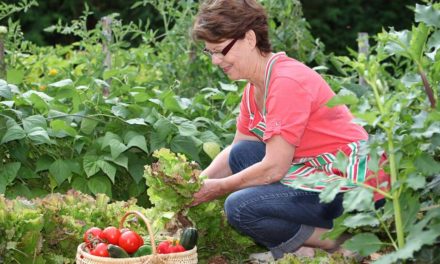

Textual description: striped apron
[247,53,388,198]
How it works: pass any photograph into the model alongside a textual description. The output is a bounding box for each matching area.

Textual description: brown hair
[192,0,272,53]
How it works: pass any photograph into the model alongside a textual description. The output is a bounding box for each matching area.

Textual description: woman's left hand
[190,178,225,207]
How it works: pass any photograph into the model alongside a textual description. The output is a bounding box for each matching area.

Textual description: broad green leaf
[126,152,146,183]
[27,127,52,145]
[343,213,379,228]
[104,154,129,169]
[80,118,99,135]
[0,162,21,193]
[203,142,221,159]
[0,82,12,99]
[326,94,359,107]
[383,29,411,57]
[426,30,440,60]
[415,4,440,28]
[128,180,147,197]
[163,92,184,114]
[170,135,200,163]
[87,175,112,198]
[50,119,77,137]
[101,132,122,149]
[125,118,147,125]
[177,121,198,137]
[49,160,72,186]
[1,124,26,144]
[28,93,49,112]
[72,177,90,194]
[414,153,440,175]
[219,82,238,92]
[48,79,73,87]
[6,69,25,84]
[342,187,374,212]
[111,105,130,118]
[343,233,383,257]
[109,139,127,159]
[23,115,47,132]
[153,117,176,138]
[409,23,429,62]
[400,192,421,232]
[125,134,149,154]
[83,154,100,177]
[17,166,39,179]
[319,180,347,203]
[374,229,440,264]
[406,174,426,190]
[36,156,53,172]
[97,160,116,183]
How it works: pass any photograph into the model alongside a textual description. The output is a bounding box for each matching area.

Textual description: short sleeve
[263,77,312,146]
[236,84,254,136]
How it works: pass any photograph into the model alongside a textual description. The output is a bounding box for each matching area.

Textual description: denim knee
[229,140,265,173]
[224,191,241,229]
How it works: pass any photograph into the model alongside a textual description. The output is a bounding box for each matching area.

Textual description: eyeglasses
[203,38,238,58]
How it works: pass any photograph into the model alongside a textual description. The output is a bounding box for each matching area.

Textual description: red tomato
[169,244,186,253]
[84,227,102,249]
[157,240,171,254]
[118,231,142,254]
[100,226,121,245]
[90,243,109,257]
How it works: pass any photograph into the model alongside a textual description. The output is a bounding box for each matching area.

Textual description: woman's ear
[245,29,257,49]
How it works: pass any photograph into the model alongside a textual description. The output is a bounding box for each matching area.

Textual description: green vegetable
[108,244,130,258]
[132,245,152,257]
[180,227,198,250]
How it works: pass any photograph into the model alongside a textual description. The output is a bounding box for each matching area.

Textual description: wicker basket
[76,211,198,264]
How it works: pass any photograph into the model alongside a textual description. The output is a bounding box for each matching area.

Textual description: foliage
[144,148,260,263]
[0,190,147,263]
[315,2,440,263]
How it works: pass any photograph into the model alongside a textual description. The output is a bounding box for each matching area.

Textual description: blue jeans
[224,140,344,259]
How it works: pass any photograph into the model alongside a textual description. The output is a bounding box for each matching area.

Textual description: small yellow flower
[48,69,58,76]
[39,85,47,91]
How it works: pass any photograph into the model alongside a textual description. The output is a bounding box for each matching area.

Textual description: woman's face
[204,38,248,80]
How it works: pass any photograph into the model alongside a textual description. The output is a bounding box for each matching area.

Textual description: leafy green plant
[317,3,440,263]
[144,148,260,263]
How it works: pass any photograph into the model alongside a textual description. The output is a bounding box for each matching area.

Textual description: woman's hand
[190,178,225,206]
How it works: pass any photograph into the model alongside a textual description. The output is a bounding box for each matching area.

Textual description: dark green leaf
[343,233,383,256]
[415,4,440,27]
[97,160,116,183]
[170,135,200,163]
[0,162,21,193]
[27,127,52,145]
[414,153,440,175]
[87,175,112,198]
[83,154,100,177]
[49,160,72,186]
[343,213,379,228]
[343,187,374,212]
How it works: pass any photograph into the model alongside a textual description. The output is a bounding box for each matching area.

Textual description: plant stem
[386,129,405,248]
[418,65,436,108]
[368,75,406,249]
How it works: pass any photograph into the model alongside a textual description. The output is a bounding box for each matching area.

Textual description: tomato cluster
[157,240,186,254]
[83,226,144,257]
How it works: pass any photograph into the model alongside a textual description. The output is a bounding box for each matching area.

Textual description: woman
[190,0,388,260]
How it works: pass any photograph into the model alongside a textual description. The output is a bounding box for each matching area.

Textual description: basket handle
[119,210,157,254]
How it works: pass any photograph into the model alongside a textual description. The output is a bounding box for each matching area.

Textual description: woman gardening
[190,0,389,261]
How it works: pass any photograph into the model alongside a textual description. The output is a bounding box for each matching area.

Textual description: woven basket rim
[77,242,198,261]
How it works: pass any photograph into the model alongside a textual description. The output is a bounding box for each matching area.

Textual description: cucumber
[108,244,130,258]
[179,227,198,250]
[132,245,152,257]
